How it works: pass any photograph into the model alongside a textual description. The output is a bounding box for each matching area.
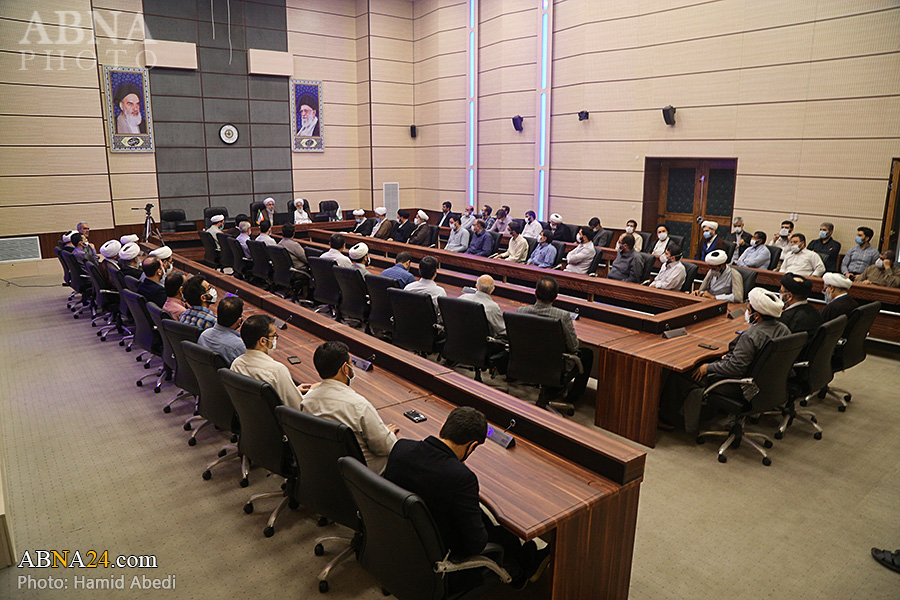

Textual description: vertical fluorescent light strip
[539,93,547,167]
[538,171,546,221]
[467,0,478,208]
[534,1,552,221]
[469,31,475,98]
[541,13,548,89]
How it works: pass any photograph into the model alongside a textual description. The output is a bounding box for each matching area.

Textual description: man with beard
[113,83,146,134]
[297,94,320,137]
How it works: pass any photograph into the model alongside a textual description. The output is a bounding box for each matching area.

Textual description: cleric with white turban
[695,249,745,302]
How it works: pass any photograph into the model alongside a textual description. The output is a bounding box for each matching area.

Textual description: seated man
[857,249,900,288]
[178,275,217,331]
[348,242,371,276]
[137,256,167,307]
[459,205,476,230]
[778,273,823,338]
[260,197,278,225]
[733,231,770,269]
[494,221,528,263]
[404,256,446,312]
[480,205,496,230]
[563,226,595,274]
[162,270,188,321]
[97,239,121,286]
[384,407,550,591]
[517,277,594,406]
[301,341,398,473]
[779,233,825,277]
[370,207,392,239]
[320,233,352,267]
[607,234,641,283]
[407,210,432,246]
[649,224,672,257]
[117,242,143,279]
[466,219,493,257]
[392,209,414,243]
[694,249,745,302]
[70,232,97,274]
[841,226,879,280]
[615,220,642,252]
[436,201,453,227]
[547,213,574,243]
[695,220,727,262]
[445,214,471,253]
[772,219,794,259]
[205,214,225,250]
[277,223,309,273]
[526,229,557,268]
[648,243,687,290]
[588,217,612,248]
[198,295,246,366]
[729,216,752,258]
[459,274,506,338]
[230,315,308,410]
[149,245,175,282]
[659,288,790,433]
[381,251,416,288]
[487,208,511,235]
[255,220,277,246]
[236,220,253,259]
[351,209,374,236]
[522,210,542,239]
[293,198,312,225]
[819,272,857,322]
[807,221,841,273]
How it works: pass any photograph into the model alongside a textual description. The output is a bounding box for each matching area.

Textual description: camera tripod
[134,203,165,245]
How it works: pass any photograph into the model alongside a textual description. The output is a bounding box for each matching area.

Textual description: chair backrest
[549,241,566,267]
[225,236,249,272]
[124,274,141,292]
[305,245,324,259]
[732,265,756,298]
[338,456,449,600]
[181,341,236,431]
[247,240,273,281]
[765,245,782,271]
[636,231,652,252]
[204,206,228,228]
[637,252,655,282]
[437,296,491,368]
[523,236,538,259]
[388,288,440,354]
[334,266,370,323]
[745,332,808,413]
[487,231,502,254]
[503,312,568,386]
[249,201,266,223]
[365,274,400,336]
[319,200,340,220]
[681,261,699,292]
[275,406,365,531]
[60,250,86,293]
[669,234,685,250]
[800,315,848,393]
[308,256,342,306]
[836,301,881,371]
[54,247,72,287]
[428,225,440,247]
[121,289,156,354]
[161,320,202,396]
[85,261,114,310]
[266,244,299,288]
[213,232,233,269]
[111,267,130,317]
[586,247,605,276]
[218,368,294,477]
[722,239,736,261]
[161,208,186,223]
[198,230,220,267]
[146,302,175,371]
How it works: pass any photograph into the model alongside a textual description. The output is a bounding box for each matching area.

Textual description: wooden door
[880,158,899,255]
[657,159,737,258]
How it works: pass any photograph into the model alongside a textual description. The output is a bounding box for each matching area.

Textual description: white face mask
[733,226,742,234]
[750,238,760,246]
[576,233,583,243]
[780,228,790,237]
[744,310,753,324]
[414,217,421,225]
[344,363,355,386]
[658,232,667,241]
[660,254,668,264]
[876,258,885,269]
[266,336,277,355]
[625,225,635,234]
[206,287,217,304]
[789,244,800,254]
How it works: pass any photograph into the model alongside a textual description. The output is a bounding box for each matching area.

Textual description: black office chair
[333,266,370,329]
[523,236,538,259]
[387,288,443,356]
[732,266,757,299]
[204,206,228,229]
[54,247,76,306]
[438,296,506,382]
[635,231,652,253]
[549,241,566,267]
[249,201,266,224]
[121,289,162,372]
[338,457,511,600]
[319,200,340,221]
[305,246,324,259]
[59,250,92,317]
[696,332,808,465]
[198,230,221,270]
[276,407,366,593]
[365,274,399,339]
[308,256,343,319]
[817,301,881,411]
[124,274,141,293]
[769,315,847,440]
[266,244,310,302]
[428,225,441,248]
[503,312,582,415]
[225,236,253,279]
[681,261,699,293]
[86,262,119,336]
[218,369,298,537]
[247,240,274,287]
[669,234,685,250]
[765,246,782,271]
[487,231,502,255]
[146,302,175,394]
[586,247,606,278]
[110,268,134,348]
[722,240,736,262]
[181,342,243,479]
[637,252,655,283]
[158,319,202,415]
[161,208,194,232]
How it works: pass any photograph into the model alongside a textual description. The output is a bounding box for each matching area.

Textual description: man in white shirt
[320,233,352,267]
[648,244,687,290]
[772,219,794,259]
[564,226,595,274]
[230,315,310,410]
[615,219,643,252]
[236,220,252,258]
[460,205,476,229]
[255,219,278,246]
[522,210,542,239]
[348,242,370,276]
[205,214,225,250]
[404,256,447,315]
[494,221,528,263]
[437,201,453,227]
[301,341,399,473]
[779,233,825,277]
[459,274,506,338]
[445,214,470,252]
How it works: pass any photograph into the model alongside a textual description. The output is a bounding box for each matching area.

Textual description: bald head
[476,274,495,294]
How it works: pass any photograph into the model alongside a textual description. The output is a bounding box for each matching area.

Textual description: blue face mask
[855,236,864,245]
[703,230,712,239]
[819,230,828,239]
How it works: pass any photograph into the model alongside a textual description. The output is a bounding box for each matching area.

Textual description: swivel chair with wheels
[438,296,506,382]
[158,320,202,415]
[387,288,444,356]
[817,302,881,411]
[308,256,343,319]
[333,266,370,329]
[364,274,399,339]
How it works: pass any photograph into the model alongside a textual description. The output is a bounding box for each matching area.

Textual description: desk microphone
[487,419,516,448]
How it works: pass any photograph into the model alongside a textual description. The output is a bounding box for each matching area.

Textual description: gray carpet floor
[1,275,898,599]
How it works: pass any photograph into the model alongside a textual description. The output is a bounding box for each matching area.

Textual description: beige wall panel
[306,124,360,148]
[478,90,536,119]
[318,103,362,128]
[738,23,815,68]
[415,52,466,82]
[807,54,900,100]
[478,118,536,146]
[480,0,535,23]
[553,143,644,172]
[371,59,414,84]
[413,28,466,61]
[369,37,414,61]
[413,123,465,146]
[737,63,811,104]
[414,8,466,41]
[734,174,803,217]
[629,0,747,50]
[552,56,583,88]
[552,169,644,202]
[371,125,416,147]
[733,140,803,177]
[371,0,414,20]
[480,12,537,47]
[416,146,465,168]
[370,81,414,106]
[113,199,159,226]
[811,10,900,60]
[478,168,534,196]
[415,75,465,106]
[3,19,96,59]
[478,143,533,169]
[92,0,143,11]
[0,84,102,118]
[293,168,361,192]
[413,0,463,20]
[0,52,99,87]
[733,102,808,140]
[0,146,107,177]
[370,106,414,127]
[551,25,584,59]
[288,32,356,60]
[797,139,898,180]
[286,9,357,37]
[370,14,414,40]
[795,177,887,218]
[416,98,466,125]
[549,197,642,229]
[0,202,112,237]
[0,115,104,146]
[802,97,900,139]
[96,37,146,67]
[478,63,536,98]
[2,1,92,25]
[288,0,358,18]
[292,146,360,167]
[641,139,738,163]
[740,1,817,30]
[372,147,416,168]
[549,84,584,116]
[92,9,145,42]
[814,0,899,20]
[554,0,589,32]
[107,152,156,174]
[109,172,157,200]
[0,174,110,206]
[320,81,360,105]
[479,37,536,73]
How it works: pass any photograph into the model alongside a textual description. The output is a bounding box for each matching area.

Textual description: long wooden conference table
[156,244,646,600]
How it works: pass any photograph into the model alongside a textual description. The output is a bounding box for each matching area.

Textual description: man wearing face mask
[407,210,432,246]
[807,221,841,272]
[779,233,825,277]
[460,205,477,230]
[778,273,823,338]
[841,227,879,279]
[527,229,557,268]
[494,221,528,263]
[178,275,217,331]
[370,207,392,239]
[548,213,575,243]
[137,256,168,307]
[660,288,790,433]
[730,216,752,257]
[149,245,175,283]
[384,406,551,591]
[231,315,310,411]
[695,249,744,302]
[695,220,727,262]
[351,209,374,236]
[445,214,470,252]
[198,295,246,366]
[392,209,414,243]
[772,220,794,259]
[607,234,641,283]
[563,226,595,274]
[857,249,900,287]
[819,272,857,322]
[650,224,672,256]
[586,217,611,247]
[302,341,398,473]
[648,244,686,290]
[615,220,642,252]
[348,242,371,276]
[523,210,543,239]
[733,231,770,269]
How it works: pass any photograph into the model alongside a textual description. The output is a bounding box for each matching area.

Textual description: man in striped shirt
[179,275,217,330]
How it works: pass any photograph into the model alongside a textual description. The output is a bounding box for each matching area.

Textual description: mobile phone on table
[287,356,302,365]
[698,343,719,350]
[403,410,427,423]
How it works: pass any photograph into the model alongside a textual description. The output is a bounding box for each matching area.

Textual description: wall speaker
[512,115,524,132]
[410,125,417,138]
[578,110,589,121]
[662,105,676,126]
[661,327,687,339]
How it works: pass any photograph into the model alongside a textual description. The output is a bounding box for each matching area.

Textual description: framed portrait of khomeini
[103,66,154,152]
[291,80,324,152]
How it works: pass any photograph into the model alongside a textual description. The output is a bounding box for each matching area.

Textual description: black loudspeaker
[578,110,589,121]
[662,105,676,126]
[661,327,687,339]
[512,115,524,132]
[410,125,417,138]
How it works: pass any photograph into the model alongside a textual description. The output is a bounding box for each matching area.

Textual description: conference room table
[158,244,646,600]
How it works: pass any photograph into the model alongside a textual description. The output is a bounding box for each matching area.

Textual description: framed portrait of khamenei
[291,80,323,152]
[103,66,155,152]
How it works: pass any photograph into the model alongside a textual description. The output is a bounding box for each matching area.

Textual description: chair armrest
[792,361,809,368]
[562,352,584,374]
[434,547,512,584]
[703,377,758,401]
